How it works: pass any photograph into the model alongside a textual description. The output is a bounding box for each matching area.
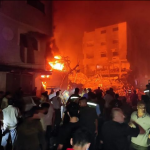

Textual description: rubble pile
[68,72,126,96]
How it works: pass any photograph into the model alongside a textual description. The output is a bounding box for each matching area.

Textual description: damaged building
[0,1,53,96]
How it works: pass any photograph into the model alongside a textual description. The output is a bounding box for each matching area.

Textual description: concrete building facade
[83,22,130,78]
[0,1,53,95]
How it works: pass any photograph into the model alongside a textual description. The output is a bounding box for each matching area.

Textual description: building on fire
[82,22,130,78]
[0,1,53,96]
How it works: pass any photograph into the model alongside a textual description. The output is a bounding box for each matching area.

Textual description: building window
[113,27,118,31]
[20,34,28,48]
[101,30,106,34]
[27,0,45,13]
[20,34,38,51]
[112,51,119,56]
[86,54,94,59]
[101,53,106,57]
[113,40,118,44]
[101,42,106,46]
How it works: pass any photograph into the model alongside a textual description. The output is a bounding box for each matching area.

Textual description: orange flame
[49,55,64,71]
[54,56,61,59]
[42,81,46,90]
[49,61,64,71]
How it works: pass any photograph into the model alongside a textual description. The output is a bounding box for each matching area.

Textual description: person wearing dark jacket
[101,108,144,150]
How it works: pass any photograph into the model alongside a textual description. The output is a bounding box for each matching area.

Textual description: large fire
[54,56,61,59]
[49,55,64,71]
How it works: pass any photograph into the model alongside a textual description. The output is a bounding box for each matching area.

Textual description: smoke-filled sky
[53,1,150,74]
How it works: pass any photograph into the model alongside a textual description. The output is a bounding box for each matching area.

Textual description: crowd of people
[0,86,150,150]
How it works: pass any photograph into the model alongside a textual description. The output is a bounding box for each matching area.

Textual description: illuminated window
[113,27,118,31]
[101,30,106,34]
[27,0,45,13]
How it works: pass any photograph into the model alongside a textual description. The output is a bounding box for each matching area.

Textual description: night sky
[54,1,150,76]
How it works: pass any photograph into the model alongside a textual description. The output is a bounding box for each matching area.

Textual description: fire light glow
[49,61,64,71]
[42,82,46,90]
[49,55,64,71]
[41,75,45,78]
[41,75,50,78]
[54,56,61,59]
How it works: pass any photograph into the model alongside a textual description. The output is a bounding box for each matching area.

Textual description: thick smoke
[53,1,150,76]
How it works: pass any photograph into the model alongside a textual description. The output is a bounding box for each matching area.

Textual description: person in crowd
[110,93,122,109]
[0,91,4,106]
[1,98,21,150]
[96,92,105,115]
[82,88,92,99]
[88,92,101,117]
[141,95,150,115]
[67,88,81,104]
[101,108,144,150]
[83,88,88,99]
[109,88,115,98]
[32,103,54,150]
[52,91,62,127]
[104,90,113,119]
[130,90,138,108]
[1,92,12,110]
[14,106,46,150]
[79,97,98,150]
[130,101,150,150]
[40,92,49,104]
[38,93,55,148]
[57,102,80,150]
[67,128,92,150]
[49,89,55,100]
[104,90,114,108]
[95,87,103,96]
[120,96,132,123]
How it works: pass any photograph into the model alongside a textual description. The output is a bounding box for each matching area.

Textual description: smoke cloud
[53,1,150,75]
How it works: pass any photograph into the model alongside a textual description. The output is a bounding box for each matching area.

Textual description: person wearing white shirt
[52,91,62,127]
[33,102,54,149]
[1,99,20,149]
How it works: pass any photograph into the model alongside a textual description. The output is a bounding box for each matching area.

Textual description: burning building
[0,1,53,96]
[82,22,130,78]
